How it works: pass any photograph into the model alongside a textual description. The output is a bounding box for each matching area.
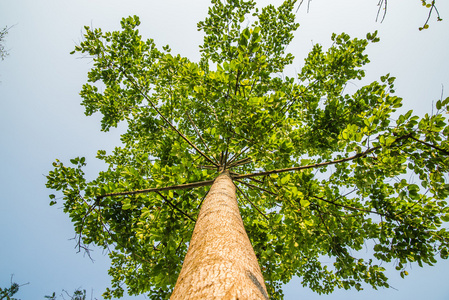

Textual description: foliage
[45,289,86,300]
[0,275,88,300]
[0,282,19,300]
[0,25,12,61]
[47,0,449,299]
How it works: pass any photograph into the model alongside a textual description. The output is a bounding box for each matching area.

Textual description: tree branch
[186,111,219,165]
[312,195,385,217]
[234,179,277,196]
[228,157,252,168]
[232,146,381,180]
[79,195,159,262]
[97,179,215,200]
[235,184,269,221]
[155,191,196,222]
[409,135,449,155]
[376,0,387,23]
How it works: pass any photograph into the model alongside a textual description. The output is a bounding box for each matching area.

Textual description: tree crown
[48,1,449,299]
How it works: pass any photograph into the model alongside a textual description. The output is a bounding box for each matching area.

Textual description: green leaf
[280,174,291,185]
[300,199,310,208]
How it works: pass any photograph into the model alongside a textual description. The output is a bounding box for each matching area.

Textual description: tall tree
[47,0,449,299]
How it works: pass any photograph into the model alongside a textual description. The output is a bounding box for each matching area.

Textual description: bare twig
[376,0,387,23]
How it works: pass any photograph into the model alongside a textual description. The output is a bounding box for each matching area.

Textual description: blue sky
[1,0,449,299]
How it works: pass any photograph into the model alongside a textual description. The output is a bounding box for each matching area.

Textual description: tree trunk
[170,170,269,299]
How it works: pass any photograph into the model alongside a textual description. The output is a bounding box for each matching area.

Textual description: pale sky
[1,0,449,299]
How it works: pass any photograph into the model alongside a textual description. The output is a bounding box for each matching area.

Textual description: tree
[46,0,449,299]
[0,25,12,61]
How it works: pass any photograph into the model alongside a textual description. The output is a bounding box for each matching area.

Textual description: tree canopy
[47,0,449,299]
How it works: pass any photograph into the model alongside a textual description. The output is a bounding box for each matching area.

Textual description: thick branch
[312,195,385,217]
[197,165,217,170]
[232,146,381,180]
[228,157,252,168]
[409,135,449,155]
[97,179,215,200]
[227,146,250,167]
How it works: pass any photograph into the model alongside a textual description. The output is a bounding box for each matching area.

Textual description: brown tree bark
[170,170,269,299]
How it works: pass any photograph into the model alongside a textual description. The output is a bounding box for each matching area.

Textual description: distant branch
[376,0,388,23]
[420,1,442,31]
[233,133,417,180]
[79,195,159,261]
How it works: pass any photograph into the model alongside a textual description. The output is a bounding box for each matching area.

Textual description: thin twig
[197,188,210,209]
[312,195,385,217]
[235,184,269,221]
[155,191,196,222]
[235,179,277,196]
[312,203,333,237]
[376,0,387,23]
[186,111,219,164]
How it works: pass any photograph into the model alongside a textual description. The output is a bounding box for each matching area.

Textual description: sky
[1,0,449,299]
